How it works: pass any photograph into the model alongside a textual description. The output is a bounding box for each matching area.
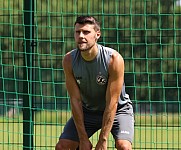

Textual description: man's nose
[79,32,84,38]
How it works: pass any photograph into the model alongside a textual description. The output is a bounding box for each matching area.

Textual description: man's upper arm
[62,53,81,101]
[106,51,124,102]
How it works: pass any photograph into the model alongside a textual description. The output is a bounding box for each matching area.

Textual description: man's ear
[96,31,101,39]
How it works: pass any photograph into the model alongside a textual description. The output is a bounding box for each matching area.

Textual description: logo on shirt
[96,75,107,85]
[76,76,82,84]
[121,130,130,134]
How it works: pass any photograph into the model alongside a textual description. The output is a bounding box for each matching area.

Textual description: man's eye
[84,31,90,34]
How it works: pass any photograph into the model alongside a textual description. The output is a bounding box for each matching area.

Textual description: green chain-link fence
[0,0,180,149]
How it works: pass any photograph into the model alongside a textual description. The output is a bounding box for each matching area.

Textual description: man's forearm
[70,99,89,140]
[99,103,118,141]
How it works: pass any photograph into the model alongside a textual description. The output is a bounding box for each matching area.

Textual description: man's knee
[55,140,66,150]
[55,139,79,150]
[115,140,132,150]
[55,141,62,150]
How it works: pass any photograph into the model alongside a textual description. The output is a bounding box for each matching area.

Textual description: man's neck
[80,44,98,61]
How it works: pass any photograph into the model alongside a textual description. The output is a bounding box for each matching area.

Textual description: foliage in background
[0,0,180,112]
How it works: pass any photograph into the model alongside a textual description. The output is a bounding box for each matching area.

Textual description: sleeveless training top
[71,44,131,112]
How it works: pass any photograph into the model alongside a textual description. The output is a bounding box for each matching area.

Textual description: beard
[77,42,95,52]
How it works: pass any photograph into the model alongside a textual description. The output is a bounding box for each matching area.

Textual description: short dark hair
[74,16,100,31]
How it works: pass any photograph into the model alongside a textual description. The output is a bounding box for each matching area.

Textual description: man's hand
[95,139,107,150]
[79,139,93,150]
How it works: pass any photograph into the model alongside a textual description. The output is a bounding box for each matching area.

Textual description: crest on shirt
[76,76,82,84]
[96,74,107,85]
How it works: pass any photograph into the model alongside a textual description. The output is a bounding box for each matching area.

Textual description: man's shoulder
[66,48,78,55]
[63,48,81,69]
[98,44,121,58]
[98,44,114,51]
[64,49,78,59]
[98,45,124,67]
[98,44,118,54]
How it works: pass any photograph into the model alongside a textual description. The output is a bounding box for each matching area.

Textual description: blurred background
[0,0,180,149]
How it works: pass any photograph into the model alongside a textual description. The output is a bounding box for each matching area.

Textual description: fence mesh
[0,0,181,149]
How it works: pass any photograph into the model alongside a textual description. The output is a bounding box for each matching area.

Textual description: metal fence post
[23,0,35,149]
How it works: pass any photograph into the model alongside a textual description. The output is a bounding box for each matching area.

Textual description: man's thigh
[59,111,102,141]
[111,103,134,143]
[55,139,79,150]
[59,117,79,141]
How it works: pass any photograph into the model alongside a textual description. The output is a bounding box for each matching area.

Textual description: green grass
[0,112,180,150]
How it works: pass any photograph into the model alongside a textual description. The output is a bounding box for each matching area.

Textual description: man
[55,16,134,150]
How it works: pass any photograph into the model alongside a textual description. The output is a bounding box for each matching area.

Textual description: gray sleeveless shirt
[71,44,131,112]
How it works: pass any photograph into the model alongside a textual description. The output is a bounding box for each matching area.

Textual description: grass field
[0,112,180,150]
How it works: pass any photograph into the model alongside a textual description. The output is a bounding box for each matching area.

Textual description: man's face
[74,23,100,51]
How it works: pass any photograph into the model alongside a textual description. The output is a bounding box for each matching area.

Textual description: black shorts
[59,102,134,143]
